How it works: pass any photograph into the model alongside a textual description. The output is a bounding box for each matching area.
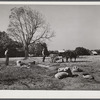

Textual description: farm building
[91,50,98,55]
[58,50,65,53]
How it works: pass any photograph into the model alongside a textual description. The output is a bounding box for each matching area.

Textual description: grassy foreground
[0,55,100,90]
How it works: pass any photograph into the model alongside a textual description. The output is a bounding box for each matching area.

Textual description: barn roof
[58,50,65,53]
[91,50,98,54]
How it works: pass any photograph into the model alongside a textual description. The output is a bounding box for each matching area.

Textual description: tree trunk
[24,45,29,59]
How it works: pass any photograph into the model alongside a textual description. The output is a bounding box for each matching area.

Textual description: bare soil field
[0,55,100,90]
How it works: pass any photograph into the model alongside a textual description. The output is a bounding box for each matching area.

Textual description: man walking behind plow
[42,44,49,62]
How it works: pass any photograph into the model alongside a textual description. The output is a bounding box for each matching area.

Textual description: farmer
[42,47,49,62]
[5,48,9,66]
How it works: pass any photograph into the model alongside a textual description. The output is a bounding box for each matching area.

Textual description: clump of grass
[46,68,58,78]
[0,65,47,81]
[30,78,64,90]
[0,65,64,90]
[0,67,29,81]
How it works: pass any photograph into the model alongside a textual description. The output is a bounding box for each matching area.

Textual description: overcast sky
[0,5,100,50]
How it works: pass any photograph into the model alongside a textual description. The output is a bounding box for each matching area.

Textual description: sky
[0,4,100,50]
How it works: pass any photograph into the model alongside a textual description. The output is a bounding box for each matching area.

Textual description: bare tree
[7,6,54,59]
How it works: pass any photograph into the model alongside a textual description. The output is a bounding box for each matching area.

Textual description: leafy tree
[0,31,12,58]
[7,6,54,59]
[0,31,22,50]
[75,47,91,55]
[0,31,23,57]
[0,31,11,50]
[29,42,43,56]
[0,31,22,65]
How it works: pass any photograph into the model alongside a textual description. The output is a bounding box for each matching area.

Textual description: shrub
[75,47,91,56]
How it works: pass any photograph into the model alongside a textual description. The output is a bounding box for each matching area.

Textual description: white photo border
[0,1,100,99]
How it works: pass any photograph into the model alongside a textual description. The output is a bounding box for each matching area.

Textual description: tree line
[0,31,99,58]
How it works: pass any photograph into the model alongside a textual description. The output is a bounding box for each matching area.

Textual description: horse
[57,50,78,62]
[64,50,78,62]
[49,50,78,63]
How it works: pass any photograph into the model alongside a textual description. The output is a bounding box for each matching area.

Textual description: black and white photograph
[0,2,100,92]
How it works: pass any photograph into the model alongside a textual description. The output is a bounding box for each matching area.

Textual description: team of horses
[42,48,78,63]
[50,50,78,63]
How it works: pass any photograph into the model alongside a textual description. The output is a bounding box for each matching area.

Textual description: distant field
[0,55,100,90]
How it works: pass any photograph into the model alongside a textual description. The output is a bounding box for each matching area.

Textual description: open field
[0,55,100,90]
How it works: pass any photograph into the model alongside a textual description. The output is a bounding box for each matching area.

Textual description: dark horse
[60,50,78,62]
